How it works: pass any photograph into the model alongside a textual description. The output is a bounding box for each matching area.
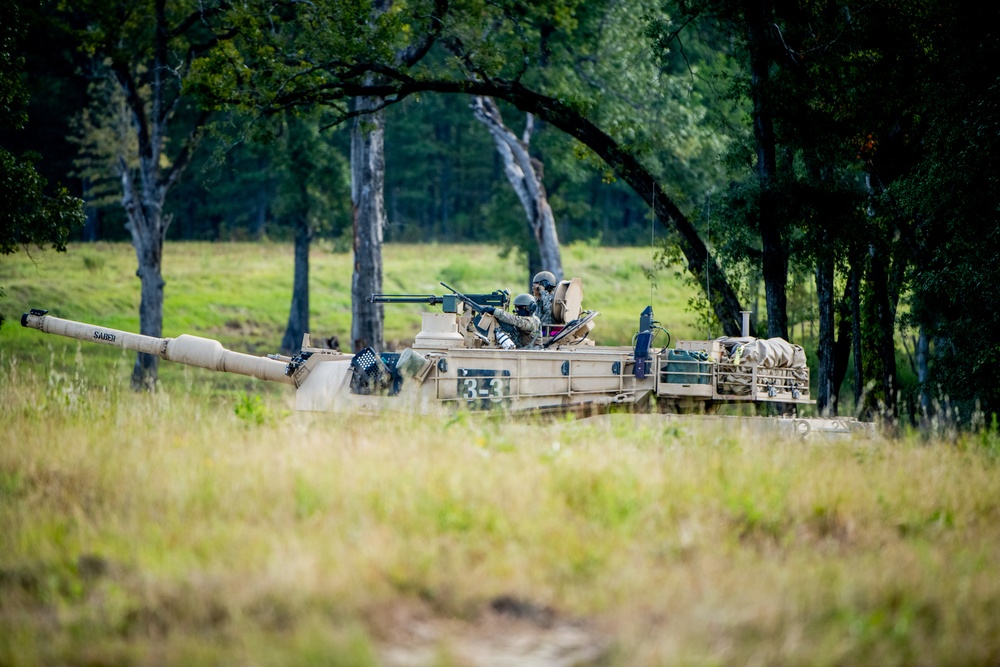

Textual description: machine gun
[370,287,509,314]
[439,283,510,314]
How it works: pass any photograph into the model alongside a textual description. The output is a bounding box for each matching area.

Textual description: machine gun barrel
[371,287,509,314]
[20,309,295,385]
[439,283,511,313]
[368,294,445,305]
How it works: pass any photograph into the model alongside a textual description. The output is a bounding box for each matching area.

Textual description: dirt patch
[371,595,610,667]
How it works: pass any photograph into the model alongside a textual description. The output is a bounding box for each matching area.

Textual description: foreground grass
[2,358,999,666]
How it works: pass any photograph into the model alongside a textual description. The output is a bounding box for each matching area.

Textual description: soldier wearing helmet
[531,270,557,325]
[481,293,541,349]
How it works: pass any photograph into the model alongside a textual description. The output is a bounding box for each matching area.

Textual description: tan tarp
[716,337,808,395]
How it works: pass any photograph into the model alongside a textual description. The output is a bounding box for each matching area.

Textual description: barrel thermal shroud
[20,309,294,384]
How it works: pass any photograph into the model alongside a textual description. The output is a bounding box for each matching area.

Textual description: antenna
[650,182,656,308]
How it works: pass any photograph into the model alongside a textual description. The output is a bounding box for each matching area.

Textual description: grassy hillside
[0,242,700,392]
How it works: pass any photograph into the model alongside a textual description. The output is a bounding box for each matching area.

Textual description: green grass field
[2,243,999,666]
[0,242,700,394]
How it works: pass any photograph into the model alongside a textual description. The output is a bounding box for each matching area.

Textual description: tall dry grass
[2,353,1000,666]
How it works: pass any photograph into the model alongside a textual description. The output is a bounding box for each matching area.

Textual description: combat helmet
[512,293,537,316]
[532,271,557,289]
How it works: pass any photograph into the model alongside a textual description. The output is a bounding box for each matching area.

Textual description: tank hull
[290,338,813,416]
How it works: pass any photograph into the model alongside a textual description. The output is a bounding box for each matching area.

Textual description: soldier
[481,294,541,349]
[531,271,557,325]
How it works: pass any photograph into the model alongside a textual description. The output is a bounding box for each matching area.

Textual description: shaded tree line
[663,0,1000,422]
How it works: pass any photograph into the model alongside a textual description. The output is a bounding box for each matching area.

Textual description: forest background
[3,0,1000,425]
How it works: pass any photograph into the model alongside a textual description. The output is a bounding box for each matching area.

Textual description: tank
[20,280,871,435]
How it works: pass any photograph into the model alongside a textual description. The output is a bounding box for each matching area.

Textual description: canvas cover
[716,337,808,395]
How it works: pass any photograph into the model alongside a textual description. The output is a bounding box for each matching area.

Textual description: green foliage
[0,3,84,255]
[0,148,84,257]
[653,0,1000,418]
[272,114,351,240]
[554,465,644,529]
[978,415,1000,461]
[0,1,85,327]
[884,3,1000,416]
[234,391,268,425]
[182,0,739,246]
[0,4,28,130]
[66,74,130,211]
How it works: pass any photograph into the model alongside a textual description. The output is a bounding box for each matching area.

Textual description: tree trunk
[866,240,898,419]
[832,281,854,412]
[850,254,863,412]
[526,243,542,292]
[859,174,902,420]
[122,173,169,391]
[281,217,311,354]
[815,250,835,415]
[350,93,386,353]
[132,256,164,390]
[472,97,563,283]
[917,328,930,423]
[761,221,788,339]
[121,167,167,390]
[105,0,209,389]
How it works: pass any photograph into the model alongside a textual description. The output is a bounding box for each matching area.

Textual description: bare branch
[771,3,871,66]
[169,3,227,39]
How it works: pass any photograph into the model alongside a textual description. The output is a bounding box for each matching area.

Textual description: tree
[59,0,233,388]
[745,0,787,341]
[198,0,752,335]
[350,92,388,353]
[378,90,656,248]
[472,97,562,283]
[891,2,1000,418]
[665,0,950,419]
[349,0,390,354]
[351,96,385,352]
[1,1,84,327]
[275,114,350,354]
[765,0,933,419]
[346,0,446,353]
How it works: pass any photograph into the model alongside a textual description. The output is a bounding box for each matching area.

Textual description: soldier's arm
[495,310,534,333]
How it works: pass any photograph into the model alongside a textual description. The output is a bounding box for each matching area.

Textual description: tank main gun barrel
[370,289,510,314]
[20,309,294,385]
[368,294,445,305]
